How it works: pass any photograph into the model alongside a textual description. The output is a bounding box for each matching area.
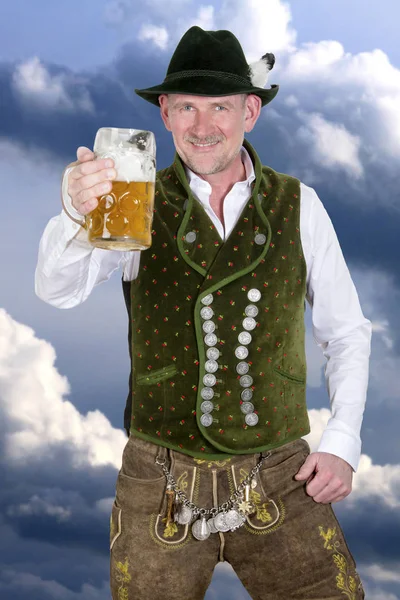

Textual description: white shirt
[35,147,372,471]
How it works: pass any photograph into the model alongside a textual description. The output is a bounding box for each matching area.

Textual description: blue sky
[1,1,400,598]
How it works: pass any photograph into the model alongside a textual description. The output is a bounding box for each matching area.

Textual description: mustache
[184,135,224,144]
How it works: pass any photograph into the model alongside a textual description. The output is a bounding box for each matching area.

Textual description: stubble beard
[182,141,240,176]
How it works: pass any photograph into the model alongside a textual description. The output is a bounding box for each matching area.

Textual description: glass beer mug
[73,127,156,251]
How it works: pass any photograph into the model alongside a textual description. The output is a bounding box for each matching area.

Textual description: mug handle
[60,161,88,229]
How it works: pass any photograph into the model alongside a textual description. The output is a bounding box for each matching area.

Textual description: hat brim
[134,78,279,107]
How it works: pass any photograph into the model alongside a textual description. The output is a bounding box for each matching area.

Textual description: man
[36,26,371,599]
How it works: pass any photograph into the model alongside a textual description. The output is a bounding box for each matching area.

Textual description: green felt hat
[135,26,279,107]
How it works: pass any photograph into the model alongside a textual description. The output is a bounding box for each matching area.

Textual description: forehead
[168,93,242,107]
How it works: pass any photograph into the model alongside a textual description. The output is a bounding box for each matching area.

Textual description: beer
[87,127,156,251]
[88,180,155,251]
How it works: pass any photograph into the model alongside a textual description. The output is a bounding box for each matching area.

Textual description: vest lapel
[174,140,272,295]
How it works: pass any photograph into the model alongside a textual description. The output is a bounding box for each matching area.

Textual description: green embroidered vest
[122,139,309,459]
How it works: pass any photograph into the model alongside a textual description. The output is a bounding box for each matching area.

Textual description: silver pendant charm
[192,516,211,541]
[207,517,218,533]
[224,509,244,531]
[213,512,231,532]
[175,504,193,525]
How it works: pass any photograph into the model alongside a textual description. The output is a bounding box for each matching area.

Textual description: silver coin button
[185,231,197,243]
[200,400,214,413]
[201,387,214,400]
[201,293,214,306]
[205,360,218,373]
[241,401,254,414]
[247,289,261,302]
[202,320,216,334]
[239,375,253,387]
[241,388,253,401]
[243,317,257,331]
[204,333,218,347]
[200,413,213,427]
[245,304,259,317]
[235,345,249,360]
[203,373,216,387]
[254,233,266,245]
[245,412,259,426]
[206,347,220,360]
[236,362,249,375]
[200,307,214,320]
[238,331,252,345]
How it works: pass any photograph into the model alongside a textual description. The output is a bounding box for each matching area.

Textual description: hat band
[164,69,252,86]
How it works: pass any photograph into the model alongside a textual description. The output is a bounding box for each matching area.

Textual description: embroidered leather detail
[227,464,285,534]
[115,557,131,600]
[150,467,198,547]
[319,526,363,599]
[194,458,232,468]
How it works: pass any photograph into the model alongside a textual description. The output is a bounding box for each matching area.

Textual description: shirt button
[185,231,196,243]
[254,233,266,245]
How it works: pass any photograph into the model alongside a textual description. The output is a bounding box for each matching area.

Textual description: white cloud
[0,569,110,599]
[284,43,400,159]
[296,112,363,178]
[361,564,400,585]
[219,0,296,59]
[0,308,126,469]
[7,495,72,522]
[138,24,169,50]
[12,57,94,113]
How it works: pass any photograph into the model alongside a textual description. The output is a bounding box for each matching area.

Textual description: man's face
[159,93,261,176]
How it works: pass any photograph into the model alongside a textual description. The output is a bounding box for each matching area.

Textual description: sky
[1,0,400,598]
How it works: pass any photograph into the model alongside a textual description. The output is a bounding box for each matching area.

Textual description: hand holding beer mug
[65,128,156,251]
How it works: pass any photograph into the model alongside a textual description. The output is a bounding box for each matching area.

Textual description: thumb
[295,454,317,480]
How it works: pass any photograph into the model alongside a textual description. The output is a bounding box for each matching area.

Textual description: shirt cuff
[317,421,361,472]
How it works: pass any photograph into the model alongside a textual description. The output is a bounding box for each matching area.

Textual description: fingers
[77,146,94,162]
[67,150,116,215]
[305,472,351,504]
[295,454,317,481]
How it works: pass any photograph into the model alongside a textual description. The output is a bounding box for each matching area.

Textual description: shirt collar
[184,145,256,192]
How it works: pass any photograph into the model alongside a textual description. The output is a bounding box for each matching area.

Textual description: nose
[191,110,214,139]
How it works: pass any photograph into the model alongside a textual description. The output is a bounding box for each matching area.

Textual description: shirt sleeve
[35,169,140,308]
[301,183,372,471]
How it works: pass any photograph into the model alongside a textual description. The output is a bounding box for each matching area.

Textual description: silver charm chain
[155,451,271,518]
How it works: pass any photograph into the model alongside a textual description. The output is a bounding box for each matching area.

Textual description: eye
[182,105,193,111]
[215,106,227,111]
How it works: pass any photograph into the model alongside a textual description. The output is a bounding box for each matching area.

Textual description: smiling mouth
[190,141,220,149]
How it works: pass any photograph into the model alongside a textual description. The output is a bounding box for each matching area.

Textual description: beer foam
[114,152,155,183]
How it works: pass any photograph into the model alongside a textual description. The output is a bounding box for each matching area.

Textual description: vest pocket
[110,502,122,551]
[136,364,178,386]
[273,367,305,384]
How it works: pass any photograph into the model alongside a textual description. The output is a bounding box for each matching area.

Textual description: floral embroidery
[115,557,131,600]
[194,458,232,468]
[319,526,361,599]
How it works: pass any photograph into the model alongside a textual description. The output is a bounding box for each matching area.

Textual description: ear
[244,94,262,133]
[159,94,172,132]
